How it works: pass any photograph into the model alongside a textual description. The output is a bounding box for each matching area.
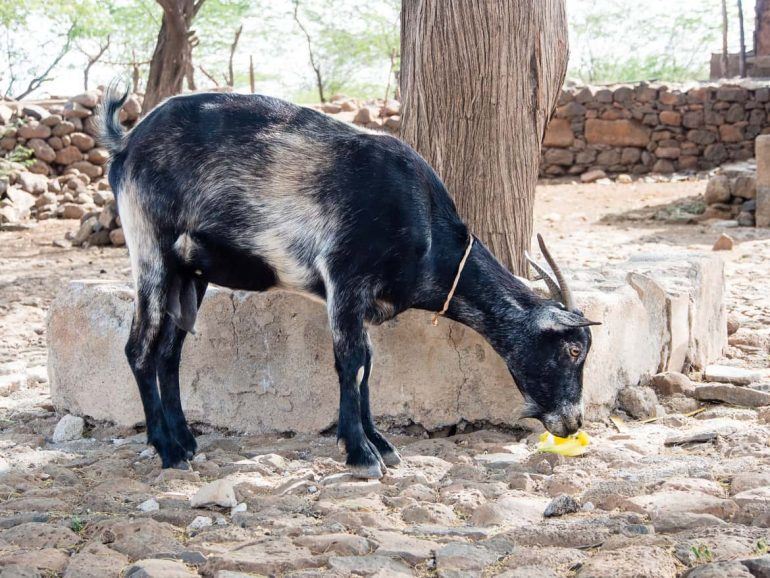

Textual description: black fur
[99,88,595,476]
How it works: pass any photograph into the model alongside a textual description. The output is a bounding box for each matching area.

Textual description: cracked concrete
[47,250,726,435]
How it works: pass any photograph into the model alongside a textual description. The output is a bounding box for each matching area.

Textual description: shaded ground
[0,178,768,577]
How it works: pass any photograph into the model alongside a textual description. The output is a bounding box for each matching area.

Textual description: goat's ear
[537,307,601,331]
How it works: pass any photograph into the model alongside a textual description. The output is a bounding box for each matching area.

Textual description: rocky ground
[0,178,769,577]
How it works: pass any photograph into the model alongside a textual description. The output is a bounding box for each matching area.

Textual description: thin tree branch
[198,64,220,86]
[292,0,325,102]
[226,25,243,87]
[14,22,77,100]
[81,34,111,90]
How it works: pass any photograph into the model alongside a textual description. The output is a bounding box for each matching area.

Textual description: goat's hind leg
[125,268,189,468]
[156,276,207,459]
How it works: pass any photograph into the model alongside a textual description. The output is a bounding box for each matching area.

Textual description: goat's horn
[525,251,563,303]
[536,234,575,310]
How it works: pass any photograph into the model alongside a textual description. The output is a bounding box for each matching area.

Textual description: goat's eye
[568,345,582,359]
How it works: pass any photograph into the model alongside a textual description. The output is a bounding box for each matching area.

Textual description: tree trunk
[757,0,770,56]
[400,0,569,275]
[738,0,747,77]
[722,0,730,77]
[143,0,205,114]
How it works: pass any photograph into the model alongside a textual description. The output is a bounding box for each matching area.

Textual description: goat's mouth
[517,398,584,438]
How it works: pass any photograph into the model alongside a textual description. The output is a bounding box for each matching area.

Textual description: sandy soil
[0,179,768,577]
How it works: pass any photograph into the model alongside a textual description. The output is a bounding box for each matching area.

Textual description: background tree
[143,0,207,113]
[400,0,569,274]
[289,0,399,102]
[0,0,103,99]
[569,0,749,83]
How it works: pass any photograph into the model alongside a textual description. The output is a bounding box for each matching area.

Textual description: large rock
[543,118,574,148]
[585,119,650,147]
[47,253,726,433]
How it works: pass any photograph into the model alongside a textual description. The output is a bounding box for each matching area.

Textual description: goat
[97,83,599,478]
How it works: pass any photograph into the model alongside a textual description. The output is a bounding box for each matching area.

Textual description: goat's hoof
[381,449,402,467]
[170,459,190,470]
[349,463,384,479]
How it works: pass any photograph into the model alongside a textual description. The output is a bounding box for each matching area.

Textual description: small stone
[190,478,237,509]
[651,511,726,533]
[109,227,126,246]
[581,169,607,183]
[665,431,718,446]
[230,503,247,515]
[650,372,694,396]
[124,558,198,578]
[187,516,213,532]
[544,494,581,518]
[695,384,770,407]
[704,364,765,385]
[52,414,84,442]
[61,203,87,219]
[353,107,377,125]
[294,533,372,557]
[617,386,661,419]
[712,233,734,251]
[727,316,741,336]
[138,498,159,512]
[705,175,731,204]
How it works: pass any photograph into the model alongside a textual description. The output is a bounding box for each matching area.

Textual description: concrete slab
[47,254,726,434]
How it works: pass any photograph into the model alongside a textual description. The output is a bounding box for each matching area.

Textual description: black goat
[97,84,599,478]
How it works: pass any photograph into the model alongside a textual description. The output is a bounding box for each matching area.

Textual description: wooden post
[722,0,730,77]
[738,0,747,77]
[249,55,255,93]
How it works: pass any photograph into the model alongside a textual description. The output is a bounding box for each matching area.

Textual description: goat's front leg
[331,312,387,479]
[359,339,401,467]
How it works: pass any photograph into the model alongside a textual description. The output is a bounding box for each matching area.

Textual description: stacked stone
[0,90,140,240]
[66,197,125,248]
[703,165,757,226]
[541,82,770,178]
[318,96,401,132]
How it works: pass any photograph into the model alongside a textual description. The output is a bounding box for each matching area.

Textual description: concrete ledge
[47,253,726,434]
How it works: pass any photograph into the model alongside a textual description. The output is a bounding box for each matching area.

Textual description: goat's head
[505,235,600,437]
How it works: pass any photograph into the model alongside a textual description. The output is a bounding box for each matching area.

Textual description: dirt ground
[0,178,769,577]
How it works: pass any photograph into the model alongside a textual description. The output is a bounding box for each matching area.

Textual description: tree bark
[722,0,730,77]
[143,0,206,114]
[757,0,770,56]
[738,0,747,77]
[400,0,569,275]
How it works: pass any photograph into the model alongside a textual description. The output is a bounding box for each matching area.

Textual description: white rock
[190,479,237,509]
[230,502,247,515]
[52,414,84,443]
[187,516,213,532]
[704,364,766,385]
[137,498,159,512]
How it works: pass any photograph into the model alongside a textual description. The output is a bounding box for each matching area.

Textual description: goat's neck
[437,241,539,340]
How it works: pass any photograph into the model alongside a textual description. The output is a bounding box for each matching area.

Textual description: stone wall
[47,253,726,434]
[541,82,770,179]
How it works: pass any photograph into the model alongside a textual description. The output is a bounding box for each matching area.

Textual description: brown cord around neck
[432,234,474,326]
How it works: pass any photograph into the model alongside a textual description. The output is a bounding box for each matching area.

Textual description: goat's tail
[96,78,131,156]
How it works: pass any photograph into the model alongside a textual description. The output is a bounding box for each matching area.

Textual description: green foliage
[755,538,769,555]
[288,0,400,101]
[8,145,34,168]
[690,544,714,563]
[568,0,740,83]
[70,516,85,533]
